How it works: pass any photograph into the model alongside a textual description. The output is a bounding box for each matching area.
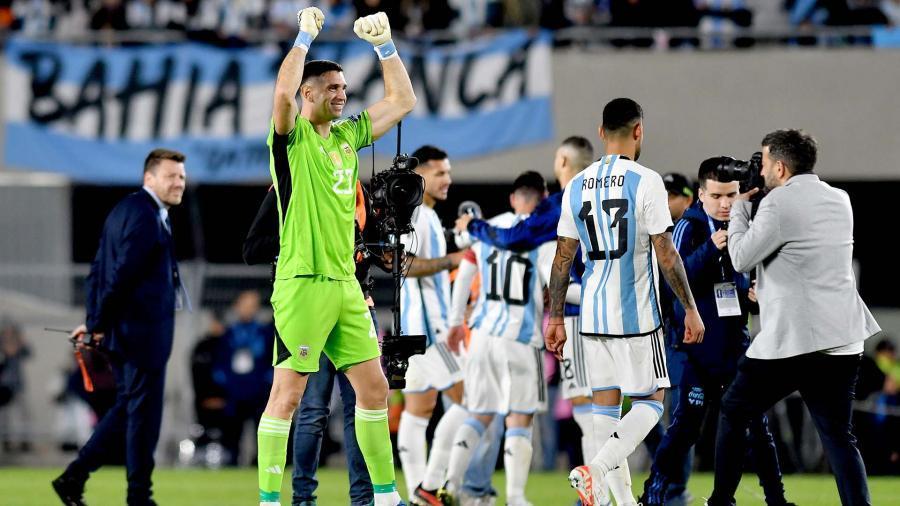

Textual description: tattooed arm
[652,232,695,310]
[545,236,579,358]
[651,231,705,344]
[549,237,579,318]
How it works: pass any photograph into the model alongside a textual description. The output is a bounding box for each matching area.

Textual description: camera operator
[707,130,881,506]
[639,158,791,506]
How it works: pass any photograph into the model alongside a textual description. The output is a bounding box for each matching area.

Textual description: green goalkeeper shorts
[271,274,380,373]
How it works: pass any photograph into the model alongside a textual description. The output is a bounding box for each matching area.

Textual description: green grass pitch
[2,467,897,505]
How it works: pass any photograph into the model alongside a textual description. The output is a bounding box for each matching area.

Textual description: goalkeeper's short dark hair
[300,60,344,86]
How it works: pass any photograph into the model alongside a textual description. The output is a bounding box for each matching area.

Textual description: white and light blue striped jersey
[400,204,451,346]
[558,155,673,337]
[467,212,556,348]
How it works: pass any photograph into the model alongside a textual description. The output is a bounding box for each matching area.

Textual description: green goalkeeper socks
[355,406,400,501]
[257,414,291,503]
[256,409,397,504]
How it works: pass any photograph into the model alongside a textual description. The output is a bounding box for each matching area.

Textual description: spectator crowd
[189,290,273,466]
[1,0,899,46]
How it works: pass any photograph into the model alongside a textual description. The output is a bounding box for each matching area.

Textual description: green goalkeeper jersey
[268,111,372,281]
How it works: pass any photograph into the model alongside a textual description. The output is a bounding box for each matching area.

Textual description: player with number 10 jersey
[443,171,553,506]
[465,214,556,348]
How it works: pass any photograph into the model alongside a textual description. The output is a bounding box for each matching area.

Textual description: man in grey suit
[707,129,881,506]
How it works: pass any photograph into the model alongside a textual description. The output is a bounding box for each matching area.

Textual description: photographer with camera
[256,7,415,506]
[639,158,791,506]
[707,130,881,506]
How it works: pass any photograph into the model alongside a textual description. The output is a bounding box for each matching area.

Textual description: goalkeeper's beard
[311,100,343,122]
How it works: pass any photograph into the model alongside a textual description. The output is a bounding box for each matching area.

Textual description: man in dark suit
[52,149,188,506]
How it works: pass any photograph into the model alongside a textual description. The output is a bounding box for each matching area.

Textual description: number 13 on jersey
[578,199,630,260]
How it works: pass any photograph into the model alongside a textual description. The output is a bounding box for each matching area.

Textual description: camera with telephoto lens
[369,154,425,239]
[713,151,764,195]
[367,153,427,389]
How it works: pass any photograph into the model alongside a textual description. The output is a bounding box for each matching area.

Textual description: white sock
[503,427,533,503]
[572,402,595,465]
[421,402,469,491]
[445,417,487,493]
[593,404,636,505]
[374,490,402,506]
[398,411,429,498]
[591,404,621,458]
[590,400,663,475]
[590,404,620,503]
[608,460,636,506]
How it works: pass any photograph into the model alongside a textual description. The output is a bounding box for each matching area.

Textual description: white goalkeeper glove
[353,12,397,60]
[294,7,324,50]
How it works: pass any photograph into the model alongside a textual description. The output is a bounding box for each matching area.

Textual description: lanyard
[707,215,728,281]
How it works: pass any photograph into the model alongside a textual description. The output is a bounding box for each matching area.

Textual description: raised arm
[272,8,324,135]
[354,12,416,140]
[651,232,705,344]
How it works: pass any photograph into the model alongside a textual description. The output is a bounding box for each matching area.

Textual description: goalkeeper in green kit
[257,7,416,506]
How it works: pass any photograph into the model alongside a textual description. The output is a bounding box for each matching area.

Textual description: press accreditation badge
[714,282,741,317]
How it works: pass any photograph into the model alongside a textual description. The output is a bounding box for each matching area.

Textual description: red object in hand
[74,349,94,393]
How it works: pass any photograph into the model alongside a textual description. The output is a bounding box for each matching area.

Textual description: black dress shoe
[127,500,157,506]
[51,474,87,506]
